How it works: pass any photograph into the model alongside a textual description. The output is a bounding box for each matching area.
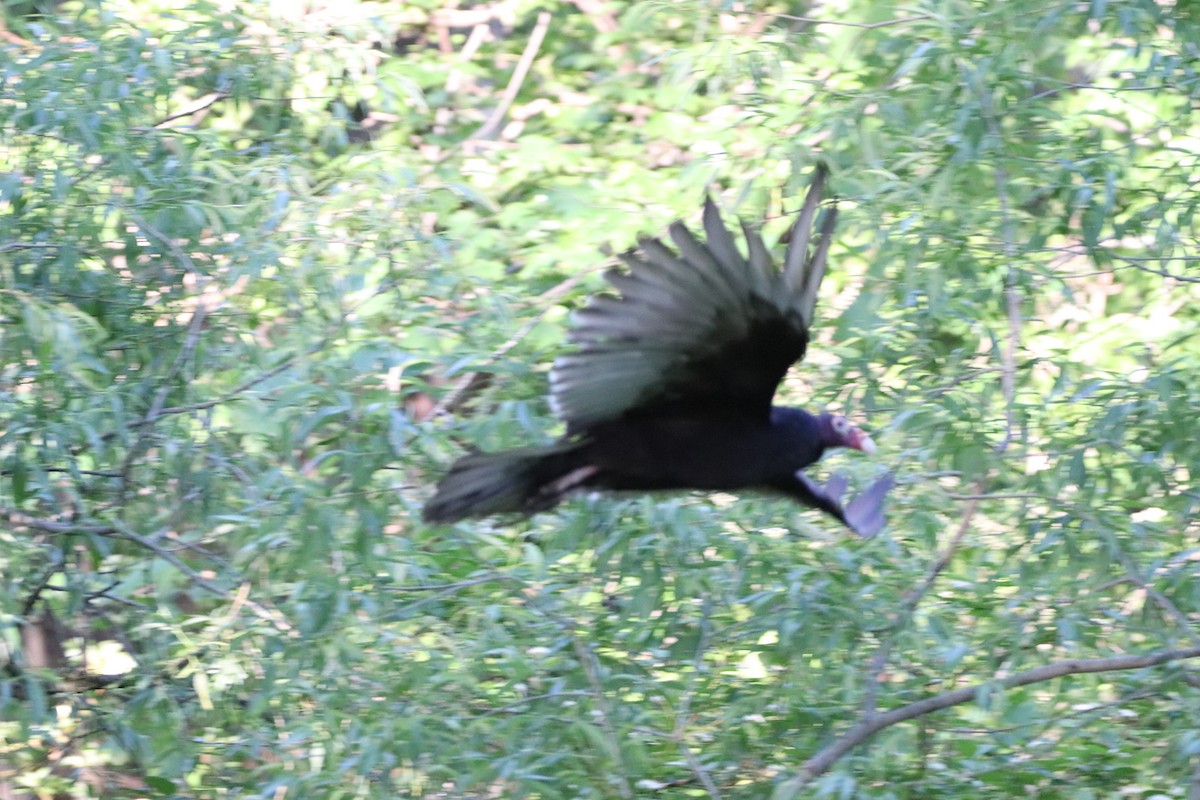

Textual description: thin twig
[387,574,521,592]
[672,601,720,800]
[779,645,1200,793]
[389,574,528,619]
[20,560,65,618]
[1112,253,1200,284]
[772,12,932,29]
[118,297,213,495]
[132,277,399,427]
[943,684,1162,736]
[862,483,984,716]
[974,74,1022,455]
[1110,540,1200,648]
[128,211,199,275]
[140,350,307,423]
[571,635,635,799]
[150,91,228,128]
[472,11,552,140]
[0,467,124,479]
[0,242,61,252]
[905,489,984,607]
[1191,746,1200,800]
[429,314,541,418]
[431,262,611,419]
[475,690,595,718]
[0,506,116,536]
[111,522,293,633]
[10,505,293,634]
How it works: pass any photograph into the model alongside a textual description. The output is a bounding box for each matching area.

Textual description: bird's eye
[833,417,848,434]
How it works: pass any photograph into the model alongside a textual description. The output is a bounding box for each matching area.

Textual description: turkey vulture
[424,166,893,536]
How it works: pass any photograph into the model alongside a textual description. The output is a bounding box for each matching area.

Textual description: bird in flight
[424,165,893,536]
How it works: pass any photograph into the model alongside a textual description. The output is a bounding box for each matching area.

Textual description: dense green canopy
[1,1,1198,797]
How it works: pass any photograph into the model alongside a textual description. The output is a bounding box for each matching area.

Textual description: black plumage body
[582,408,826,492]
[424,166,893,536]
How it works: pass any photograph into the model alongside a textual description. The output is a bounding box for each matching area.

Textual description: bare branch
[1111,543,1200,648]
[973,78,1023,455]
[672,602,721,800]
[0,506,116,536]
[863,484,984,716]
[386,574,521,592]
[571,636,635,799]
[0,467,123,479]
[20,560,66,618]
[946,491,1047,501]
[475,690,595,718]
[139,349,305,422]
[780,645,1200,793]
[118,297,213,496]
[772,13,932,29]
[128,211,200,275]
[149,91,228,128]
[111,523,294,634]
[0,242,62,252]
[1113,253,1200,284]
[472,11,552,141]
[431,262,611,419]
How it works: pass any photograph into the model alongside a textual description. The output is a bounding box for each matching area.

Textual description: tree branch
[973,75,1022,455]
[118,296,213,498]
[471,11,551,141]
[778,645,1200,795]
[862,482,983,716]
[2,505,293,633]
[1113,253,1200,284]
[110,522,294,634]
[672,601,721,800]
[571,635,635,799]
[474,690,596,718]
[137,349,305,423]
[0,506,116,536]
[1110,537,1200,647]
[428,264,603,418]
[772,13,933,29]
[387,574,521,592]
[129,276,399,428]
[149,91,228,128]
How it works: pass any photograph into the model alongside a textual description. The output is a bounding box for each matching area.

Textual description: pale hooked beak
[849,427,876,455]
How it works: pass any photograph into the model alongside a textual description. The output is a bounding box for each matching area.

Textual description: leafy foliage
[1,0,1197,797]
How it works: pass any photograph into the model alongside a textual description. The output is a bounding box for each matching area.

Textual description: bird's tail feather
[423,443,590,524]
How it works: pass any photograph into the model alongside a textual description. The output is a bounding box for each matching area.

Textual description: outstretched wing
[550,166,838,434]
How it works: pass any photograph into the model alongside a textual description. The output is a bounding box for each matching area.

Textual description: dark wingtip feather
[782,165,836,327]
[552,165,837,429]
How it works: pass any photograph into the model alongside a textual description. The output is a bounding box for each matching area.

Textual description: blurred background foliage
[1,0,1198,797]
